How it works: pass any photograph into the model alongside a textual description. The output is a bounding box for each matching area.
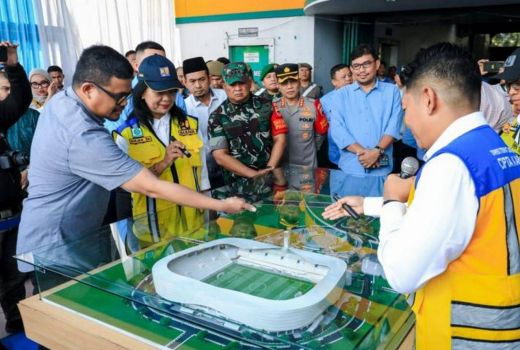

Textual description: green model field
[203,263,315,300]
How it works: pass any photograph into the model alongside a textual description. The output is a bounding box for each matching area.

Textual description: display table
[17,166,415,349]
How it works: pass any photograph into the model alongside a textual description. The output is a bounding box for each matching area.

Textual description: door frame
[225,37,275,63]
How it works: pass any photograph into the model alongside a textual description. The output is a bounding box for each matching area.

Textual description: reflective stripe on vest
[407,125,520,349]
[119,115,204,242]
[504,184,520,275]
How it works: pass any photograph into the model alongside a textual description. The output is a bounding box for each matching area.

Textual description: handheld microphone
[333,194,360,220]
[170,136,191,158]
[400,157,419,179]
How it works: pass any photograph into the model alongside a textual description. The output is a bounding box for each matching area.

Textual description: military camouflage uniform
[255,88,281,102]
[208,94,286,185]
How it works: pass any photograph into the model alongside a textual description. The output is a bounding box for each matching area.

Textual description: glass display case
[16,166,413,350]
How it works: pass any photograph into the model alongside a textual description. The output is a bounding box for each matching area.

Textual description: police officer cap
[275,63,299,83]
[137,54,183,91]
[183,56,208,75]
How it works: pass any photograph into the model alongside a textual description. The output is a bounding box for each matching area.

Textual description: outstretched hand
[221,197,256,214]
[322,196,364,220]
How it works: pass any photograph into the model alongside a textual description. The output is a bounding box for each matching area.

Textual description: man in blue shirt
[330,44,403,176]
[17,46,252,273]
[321,63,353,166]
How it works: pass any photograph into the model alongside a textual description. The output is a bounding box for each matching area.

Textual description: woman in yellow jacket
[114,54,204,246]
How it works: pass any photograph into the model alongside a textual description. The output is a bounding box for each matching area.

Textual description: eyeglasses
[506,81,520,93]
[85,81,131,105]
[31,81,50,89]
[351,60,375,71]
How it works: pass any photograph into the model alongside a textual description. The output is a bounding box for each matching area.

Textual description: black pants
[0,226,26,333]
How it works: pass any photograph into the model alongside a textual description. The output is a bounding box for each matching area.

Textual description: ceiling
[304,0,520,16]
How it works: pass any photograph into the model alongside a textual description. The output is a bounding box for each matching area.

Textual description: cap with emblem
[137,54,183,91]
[207,60,224,76]
[298,63,312,70]
[275,64,299,83]
[223,62,250,85]
[491,48,520,82]
[260,63,278,81]
[183,56,208,75]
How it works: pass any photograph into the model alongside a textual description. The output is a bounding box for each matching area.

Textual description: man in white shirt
[183,57,227,190]
[323,43,520,349]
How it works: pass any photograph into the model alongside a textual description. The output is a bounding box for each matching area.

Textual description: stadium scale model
[152,237,347,332]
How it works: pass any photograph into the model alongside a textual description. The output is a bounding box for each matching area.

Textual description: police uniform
[273,96,328,168]
[114,113,204,244]
[274,63,328,168]
[208,93,287,185]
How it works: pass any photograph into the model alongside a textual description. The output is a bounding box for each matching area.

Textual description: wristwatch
[375,146,385,155]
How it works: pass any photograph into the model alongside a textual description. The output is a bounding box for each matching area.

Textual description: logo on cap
[505,55,517,68]
[159,67,171,77]
[284,67,290,73]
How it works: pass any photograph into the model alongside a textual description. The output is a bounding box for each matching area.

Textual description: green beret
[260,63,278,81]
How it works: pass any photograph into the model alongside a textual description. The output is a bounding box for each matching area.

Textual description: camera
[483,61,504,74]
[0,149,29,170]
[0,133,28,170]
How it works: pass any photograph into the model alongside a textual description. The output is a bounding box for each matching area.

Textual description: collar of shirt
[352,79,380,94]
[66,87,104,126]
[151,113,171,130]
[424,111,487,162]
[193,88,215,107]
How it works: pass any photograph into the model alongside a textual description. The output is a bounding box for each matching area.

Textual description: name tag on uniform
[179,129,196,136]
[129,136,153,144]
[179,120,196,136]
[299,117,313,123]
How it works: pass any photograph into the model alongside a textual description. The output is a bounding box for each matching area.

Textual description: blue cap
[137,54,183,91]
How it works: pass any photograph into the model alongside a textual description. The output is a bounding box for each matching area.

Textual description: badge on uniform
[300,106,312,117]
[132,126,143,138]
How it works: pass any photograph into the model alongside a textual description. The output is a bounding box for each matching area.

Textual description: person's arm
[329,91,361,154]
[122,168,252,213]
[381,86,404,143]
[377,154,478,293]
[213,148,258,178]
[267,134,286,168]
[0,43,31,131]
[267,104,288,168]
[313,99,328,150]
